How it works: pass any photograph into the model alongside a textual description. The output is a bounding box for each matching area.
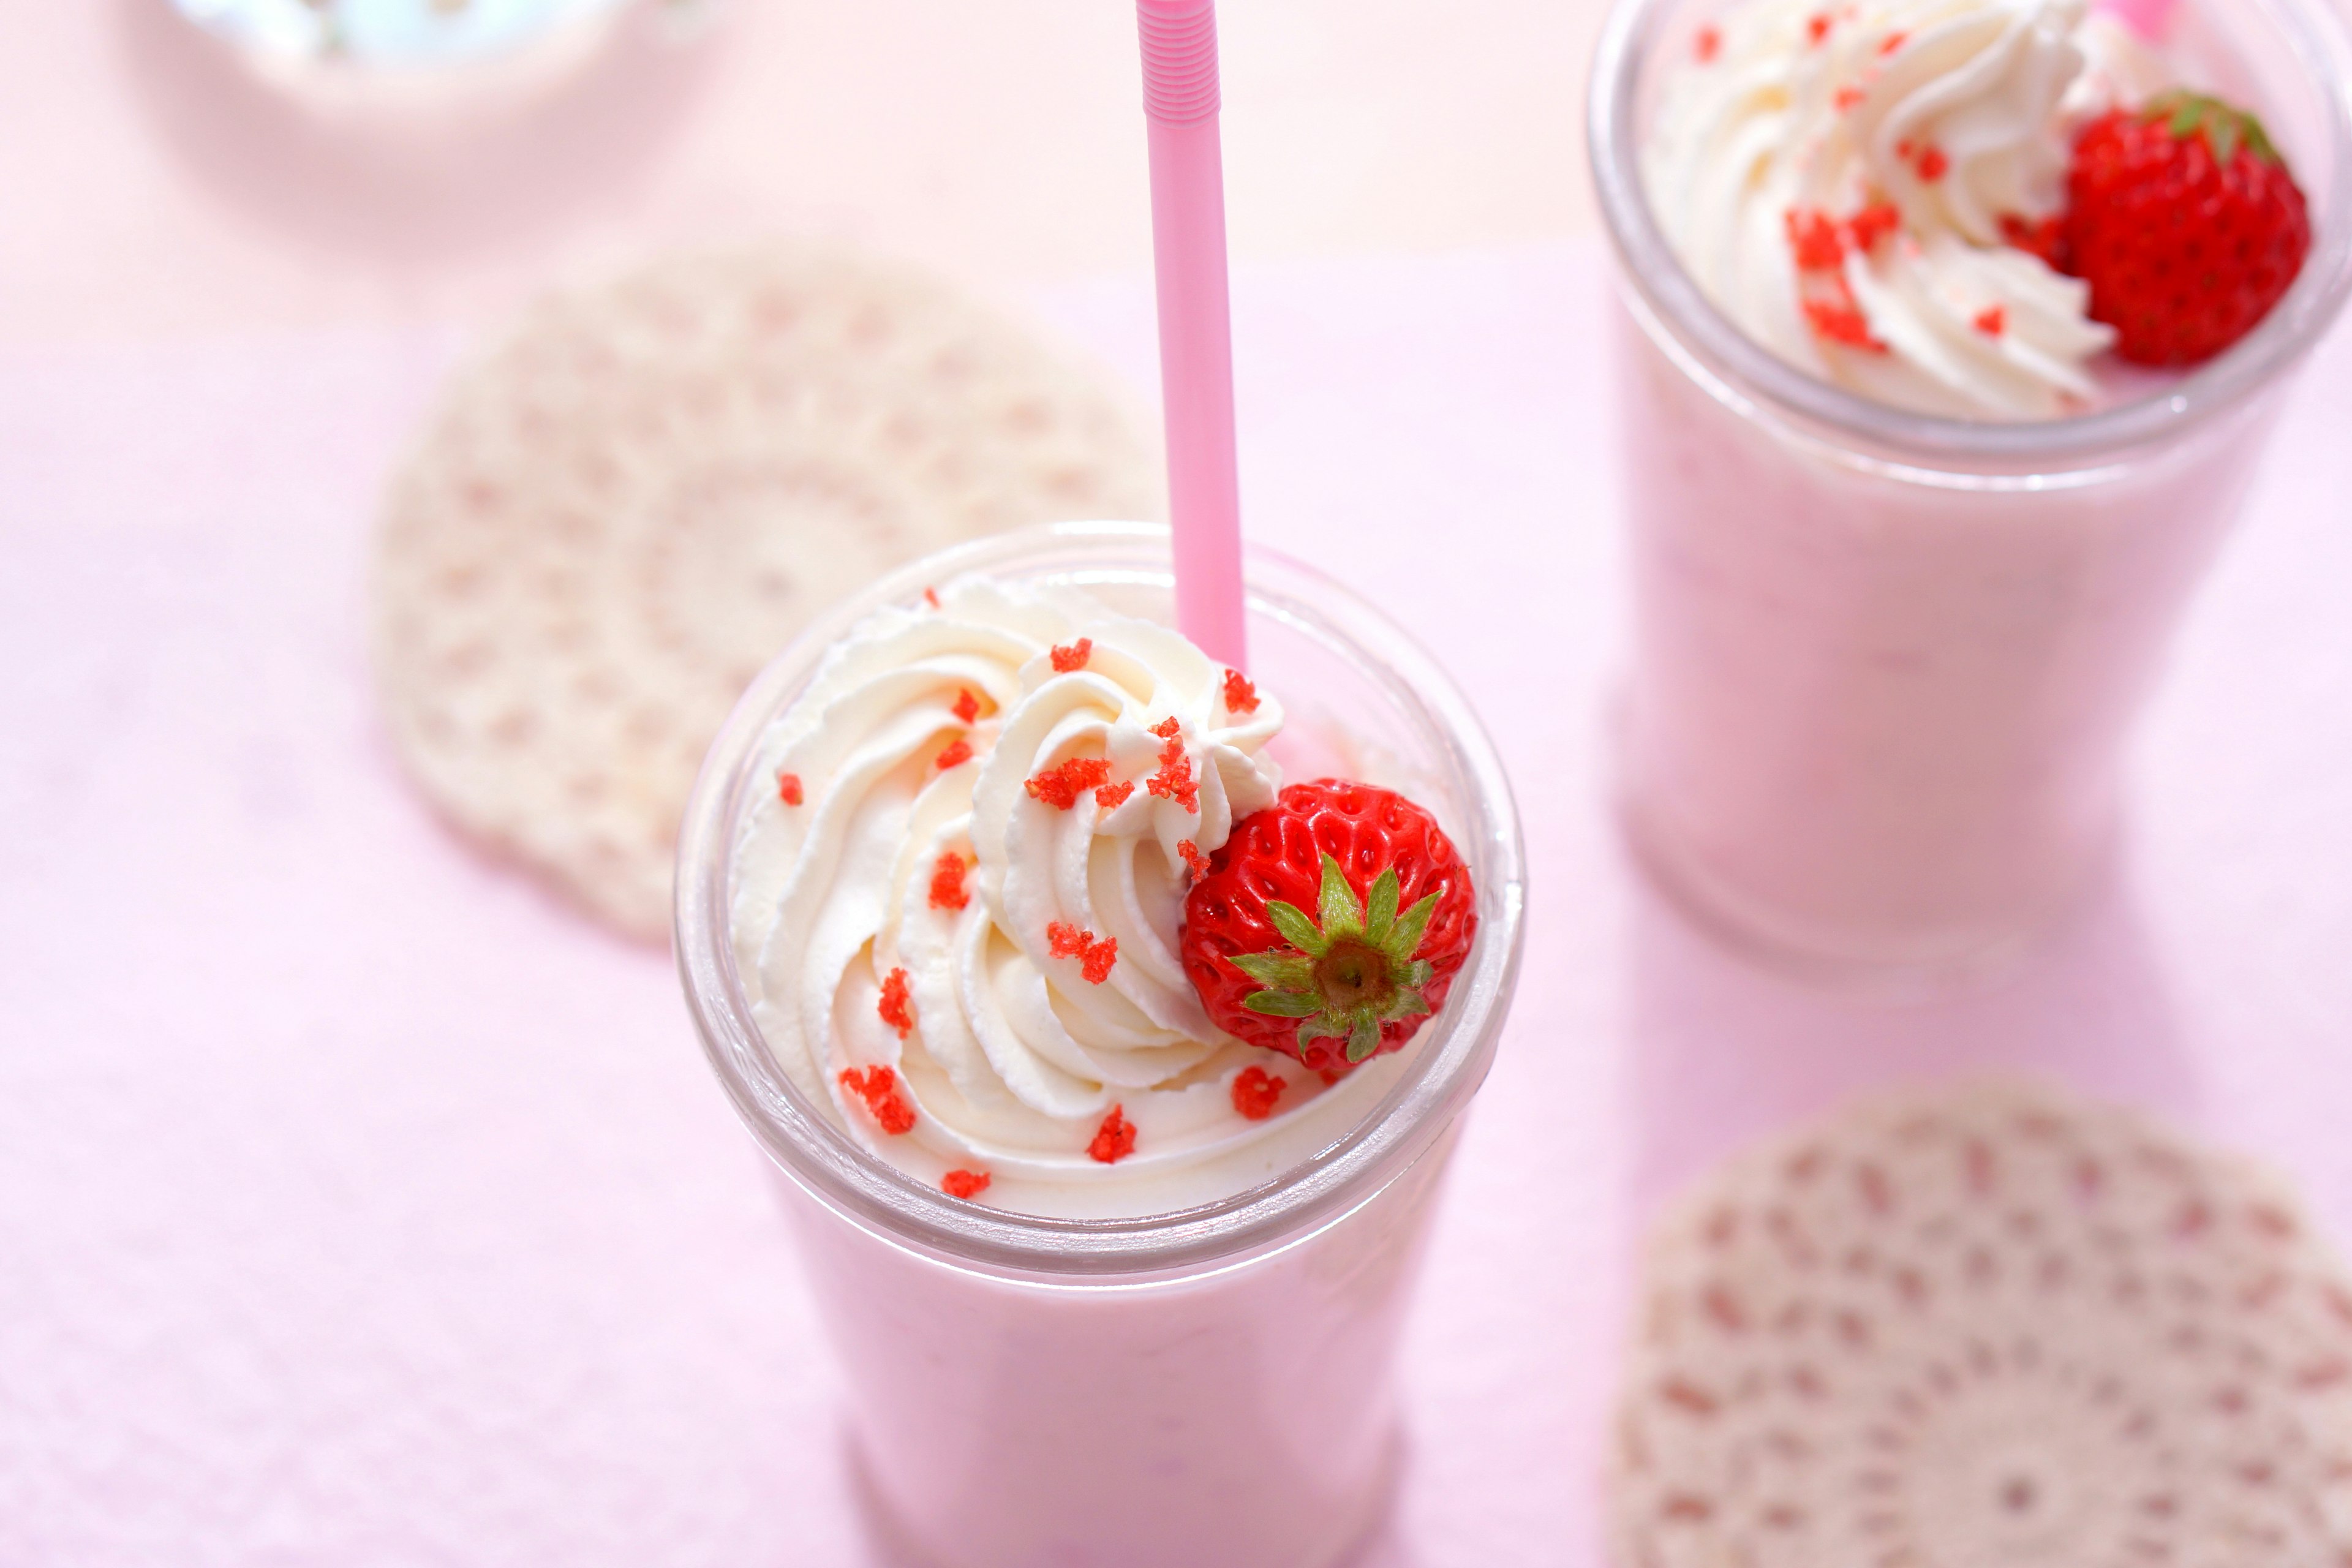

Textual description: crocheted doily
[372,246,1162,940]
[1610,1079,2352,1568]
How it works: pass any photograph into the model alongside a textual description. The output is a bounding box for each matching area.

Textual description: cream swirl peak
[1643,0,2170,418]
[728,578,1417,1219]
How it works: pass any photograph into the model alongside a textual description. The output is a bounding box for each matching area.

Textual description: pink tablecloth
[6,241,2352,1565]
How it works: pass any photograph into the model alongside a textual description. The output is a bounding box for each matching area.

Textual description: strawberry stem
[1235,853,1441,1064]
[2146,89,2278,166]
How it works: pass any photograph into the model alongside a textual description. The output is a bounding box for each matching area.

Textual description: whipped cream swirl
[1643,0,2168,418]
[730,578,1410,1219]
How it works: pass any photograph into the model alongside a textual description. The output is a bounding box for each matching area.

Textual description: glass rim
[1585,0,2352,472]
[673,521,1528,1282]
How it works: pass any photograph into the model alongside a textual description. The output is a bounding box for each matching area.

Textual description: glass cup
[170,0,628,66]
[674,522,1526,1568]
[1588,0,2352,976]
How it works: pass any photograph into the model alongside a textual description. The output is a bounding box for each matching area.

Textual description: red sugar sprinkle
[923,586,941,609]
[928,851,971,911]
[777,772,804,807]
[1973,304,2007,336]
[1145,735,1199,813]
[1046,921,1118,983]
[1879,29,1906,51]
[1785,208,1846,271]
[952,688,980,724]
[1088,1104,1138,1164]
[935,736,973,771]
[1916,144,1948,181]
[1025,756,1114,809]
[1804,297,1888,353]
[2000,211,2066,268]
[877,967,915,1037]
[1149,715,1182,739]
[1847,200,1901,251]
[1231,1066,1285,1121]
[1178,839,1210,877]
[1695,22,1721,60]
[840,1065,917,1135]
[1896,138,1914,159]
[1095,779,1134,810]
[1834,84,1866,111]
[1049,638,1093,673]
[1223,668,1259,715]
[1806,12,1831,42]
[942,1169,992,1200]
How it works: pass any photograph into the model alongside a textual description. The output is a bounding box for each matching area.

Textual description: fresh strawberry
[2064,91,2310,366]
[1180,780,1476,1071]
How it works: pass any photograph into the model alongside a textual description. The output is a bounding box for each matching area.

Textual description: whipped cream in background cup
[676,521,1525,1568]
[1589,0,2352,976]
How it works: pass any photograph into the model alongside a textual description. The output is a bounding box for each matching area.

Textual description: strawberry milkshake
[675,522,1524,1568]
[1591,0,2352,970]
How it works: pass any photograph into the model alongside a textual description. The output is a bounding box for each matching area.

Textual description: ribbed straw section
[1137,0,1220,125]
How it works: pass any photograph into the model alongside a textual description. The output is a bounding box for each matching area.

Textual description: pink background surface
[10,1,2352,1559]
[7,240,2352,1563]
[0,1,1605,349]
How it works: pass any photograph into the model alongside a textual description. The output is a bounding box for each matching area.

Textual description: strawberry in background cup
[1589,0,2352,975]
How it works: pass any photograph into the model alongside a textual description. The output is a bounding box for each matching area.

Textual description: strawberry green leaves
[2146,89,2278,167]
[1232,853,1441,1065]
[1181,780,1477,1070]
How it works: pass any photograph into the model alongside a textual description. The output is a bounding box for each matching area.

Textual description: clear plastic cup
[1588,0,2352,976]
[674,522,1525,1568]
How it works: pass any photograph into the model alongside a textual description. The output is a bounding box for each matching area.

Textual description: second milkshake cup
[676,522,1525,1568]
[1589,0,2352,973]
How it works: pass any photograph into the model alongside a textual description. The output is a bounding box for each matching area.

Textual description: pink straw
[1136,0,1248,671]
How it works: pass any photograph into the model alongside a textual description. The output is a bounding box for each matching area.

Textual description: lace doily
[372,246,1163,940]
[1610,1078,2352,1567]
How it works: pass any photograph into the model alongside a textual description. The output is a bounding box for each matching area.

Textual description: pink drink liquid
[1616,317,2283,970]
[787,1129,1457,1568]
